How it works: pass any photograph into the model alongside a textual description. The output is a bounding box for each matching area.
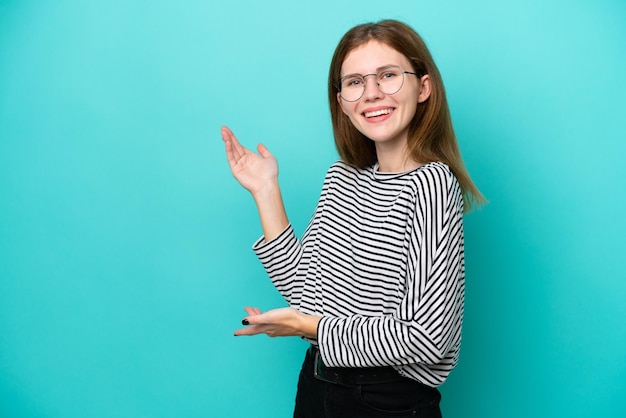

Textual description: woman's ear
[337,93,348,115]
[417,74,431,103]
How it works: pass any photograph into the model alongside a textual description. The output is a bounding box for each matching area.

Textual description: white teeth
[364,108,393,118]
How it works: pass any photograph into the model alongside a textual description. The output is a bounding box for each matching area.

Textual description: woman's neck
[376,146,421,173]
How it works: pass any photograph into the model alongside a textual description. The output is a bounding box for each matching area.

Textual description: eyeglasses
[338,66,422,102]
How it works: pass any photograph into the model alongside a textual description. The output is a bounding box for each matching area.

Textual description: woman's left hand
[234,306,321,339]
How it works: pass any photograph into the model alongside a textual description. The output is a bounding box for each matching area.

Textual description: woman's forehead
[341,40,411,75]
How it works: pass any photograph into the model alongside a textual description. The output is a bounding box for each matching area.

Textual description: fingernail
[242,319,249,326]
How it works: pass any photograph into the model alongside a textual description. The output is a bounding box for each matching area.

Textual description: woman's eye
[380,71,397,80]
[344,78,362,88]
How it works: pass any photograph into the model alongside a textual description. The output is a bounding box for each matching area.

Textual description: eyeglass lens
[340,67,407,102]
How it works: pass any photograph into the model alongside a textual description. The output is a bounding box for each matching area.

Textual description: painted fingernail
[242,319,249,326]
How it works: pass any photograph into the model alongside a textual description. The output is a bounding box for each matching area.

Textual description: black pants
[293,347,442,418]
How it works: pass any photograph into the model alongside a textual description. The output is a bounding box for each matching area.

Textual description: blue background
[1,0,625,417]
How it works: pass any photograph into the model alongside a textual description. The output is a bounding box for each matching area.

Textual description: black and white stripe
[253,161,465,387]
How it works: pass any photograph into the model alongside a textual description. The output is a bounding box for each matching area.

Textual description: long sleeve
[252,224,302,303]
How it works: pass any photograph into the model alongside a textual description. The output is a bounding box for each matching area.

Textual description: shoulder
[408,162,462,202]
[415,161,454,179]
[327,160,367,173]
[325,160,372,180]
[412,162,457,187]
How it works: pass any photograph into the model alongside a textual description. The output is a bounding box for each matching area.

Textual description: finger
[241,307,260,328]
[223,127,248,159]
[257,143,273,159]
[221,126,246,162]
[243,306,261,317]
[243,310,273,326]
[223,137,237,165]
[221,126,238,145]
[234,324,266,337]
[222,127,240,164]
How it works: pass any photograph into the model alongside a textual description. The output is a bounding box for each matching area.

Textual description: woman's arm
[221,126,289,241]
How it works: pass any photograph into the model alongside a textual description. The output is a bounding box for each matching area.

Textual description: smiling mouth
[363,108,394,118]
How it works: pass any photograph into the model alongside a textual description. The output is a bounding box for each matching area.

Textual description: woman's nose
[362,75,383,100]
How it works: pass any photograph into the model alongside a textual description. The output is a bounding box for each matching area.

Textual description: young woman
[222,19,484,418]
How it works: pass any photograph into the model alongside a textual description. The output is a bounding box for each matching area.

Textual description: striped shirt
[253,160,465,387]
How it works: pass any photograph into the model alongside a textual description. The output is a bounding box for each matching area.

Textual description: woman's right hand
[221,126,279,196]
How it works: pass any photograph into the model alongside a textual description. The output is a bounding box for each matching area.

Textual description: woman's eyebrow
[341,64,399,77]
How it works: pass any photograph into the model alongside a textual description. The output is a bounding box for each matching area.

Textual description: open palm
[221,126,279,195]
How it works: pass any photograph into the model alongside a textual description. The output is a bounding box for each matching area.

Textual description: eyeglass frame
[336,65,427,102]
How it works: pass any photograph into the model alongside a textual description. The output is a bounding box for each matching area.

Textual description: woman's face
[337,40,430,152]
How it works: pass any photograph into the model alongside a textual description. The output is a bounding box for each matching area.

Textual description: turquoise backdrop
[1,0,625,417]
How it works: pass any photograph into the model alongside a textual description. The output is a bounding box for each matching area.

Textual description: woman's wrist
[253,181,289,242]
[298,312,322,339]
[250,178,278,199]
